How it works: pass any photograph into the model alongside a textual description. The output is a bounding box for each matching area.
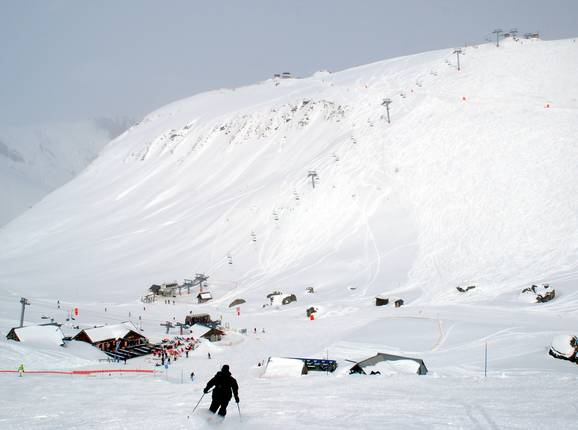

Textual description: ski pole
[188,389,212,419]
[237,402,242,422]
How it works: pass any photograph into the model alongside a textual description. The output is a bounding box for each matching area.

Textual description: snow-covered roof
[271,294,294,306]
[10,325,65,346]
[262,357,306,378]
[198,292,212,299]
[78,322,139,343]
[353,353,428,375]
[550,335,576,358]
[188,323,212,339]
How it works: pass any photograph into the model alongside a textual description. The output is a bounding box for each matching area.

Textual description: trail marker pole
[484,341,488,377]
[19,297,30,327]
[492,29,503,47]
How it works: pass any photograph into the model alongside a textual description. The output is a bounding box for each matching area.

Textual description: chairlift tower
[194,273,209,291]
[381,98,392,123]
[308,171,319,189]
[176,322,187,335]
[160,321,175,334]
[19,297,30,328]
[184,279,193,294]
[453,48,463,71]
[492,29,503,47]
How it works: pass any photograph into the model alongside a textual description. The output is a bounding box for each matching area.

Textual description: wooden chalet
[189,324,225,342]
[375,296,389,306]
[185,313,212,326]
[73,322,153,360]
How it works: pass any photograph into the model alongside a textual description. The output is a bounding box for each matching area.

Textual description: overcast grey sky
[1,0,577,126]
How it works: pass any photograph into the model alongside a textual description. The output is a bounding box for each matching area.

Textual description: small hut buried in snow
[271,293,297,306]
[197,291,213,303]
[262,357,308,378]
[375,296,389,306]
[350,353,428,376]
[549,335,577,361]
[6,324,65,347]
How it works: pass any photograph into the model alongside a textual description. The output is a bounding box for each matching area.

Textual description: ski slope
[1,37,577,303]
[1,37,578,429]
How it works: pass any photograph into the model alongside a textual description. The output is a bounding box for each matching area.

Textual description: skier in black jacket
[203,365,239,417]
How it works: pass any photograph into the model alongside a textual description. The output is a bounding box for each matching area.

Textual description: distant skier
[203,365,239,418]
[17,363,24,377]
[190,371,195,382]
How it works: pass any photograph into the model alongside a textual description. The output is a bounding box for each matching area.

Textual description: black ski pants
[209,398,230,416]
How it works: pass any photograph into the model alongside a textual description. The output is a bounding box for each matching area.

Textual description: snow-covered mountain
[2,37,578,430]
[0,118,131,226]
[0,37,576,303]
